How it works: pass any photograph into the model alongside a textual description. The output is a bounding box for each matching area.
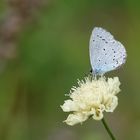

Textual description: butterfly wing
[89,27,127,75]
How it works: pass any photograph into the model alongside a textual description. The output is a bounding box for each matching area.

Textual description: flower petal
[64,113,88,126]
[61,100,79,112]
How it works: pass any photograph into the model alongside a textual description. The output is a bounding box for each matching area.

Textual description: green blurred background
[0,0,140,140]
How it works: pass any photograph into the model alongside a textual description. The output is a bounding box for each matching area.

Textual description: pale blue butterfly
[89,27,127,75]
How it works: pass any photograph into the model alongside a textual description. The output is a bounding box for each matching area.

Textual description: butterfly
[89,27,127,76]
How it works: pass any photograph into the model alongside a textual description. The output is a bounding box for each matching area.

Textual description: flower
[61,76,121,126]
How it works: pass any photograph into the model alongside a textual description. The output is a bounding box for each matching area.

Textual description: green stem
[101,118,116,140]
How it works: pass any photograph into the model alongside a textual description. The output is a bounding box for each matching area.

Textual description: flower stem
[101,118,116,140]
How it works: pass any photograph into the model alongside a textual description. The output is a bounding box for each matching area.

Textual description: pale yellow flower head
[61,76,121,126]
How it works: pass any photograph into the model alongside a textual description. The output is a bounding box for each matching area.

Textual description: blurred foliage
[0,0,140,140]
